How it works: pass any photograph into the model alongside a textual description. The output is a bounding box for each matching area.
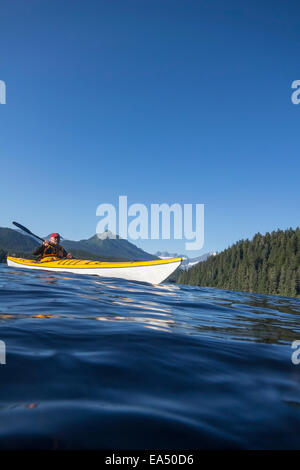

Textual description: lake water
[0,264,300,449]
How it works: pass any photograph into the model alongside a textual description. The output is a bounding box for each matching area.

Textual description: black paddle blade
[13,221,31,234]
[12,221,45,242]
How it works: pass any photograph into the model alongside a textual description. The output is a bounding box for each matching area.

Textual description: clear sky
[0,0,299,256]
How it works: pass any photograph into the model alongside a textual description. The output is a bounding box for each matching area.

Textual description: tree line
[178,228,300,298]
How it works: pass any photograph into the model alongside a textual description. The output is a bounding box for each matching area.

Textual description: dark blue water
[0,264,300,449]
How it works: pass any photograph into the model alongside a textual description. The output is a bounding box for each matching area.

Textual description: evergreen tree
[178,228,300,298]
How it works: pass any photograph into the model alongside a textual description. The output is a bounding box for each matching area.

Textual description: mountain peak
[95,230,119,241]
[0,227,158,262]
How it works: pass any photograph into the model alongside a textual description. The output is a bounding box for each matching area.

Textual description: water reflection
[1,265,300,345]
[94,314,175,332]
[1,265,300,449]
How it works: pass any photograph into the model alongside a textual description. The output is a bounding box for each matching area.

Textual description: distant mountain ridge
[0,228,39,251]
[62,234,157,261]
[0,227,158,262]
[156,251,216,269]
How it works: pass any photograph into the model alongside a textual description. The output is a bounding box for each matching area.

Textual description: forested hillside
[178,228,300,298]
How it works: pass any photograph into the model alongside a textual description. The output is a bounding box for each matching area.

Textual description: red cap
[50,233,60,239]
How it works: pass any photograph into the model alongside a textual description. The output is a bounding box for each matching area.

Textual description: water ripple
[1,264,300,449]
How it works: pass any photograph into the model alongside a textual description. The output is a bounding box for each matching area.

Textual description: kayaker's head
[49,233,60,245]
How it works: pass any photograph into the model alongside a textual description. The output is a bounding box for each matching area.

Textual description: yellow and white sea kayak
[7,256,182,285]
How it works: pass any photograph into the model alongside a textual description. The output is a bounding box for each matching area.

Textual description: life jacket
[42,243,65,258]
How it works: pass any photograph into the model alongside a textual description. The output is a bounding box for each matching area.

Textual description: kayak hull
[6,256,182,285]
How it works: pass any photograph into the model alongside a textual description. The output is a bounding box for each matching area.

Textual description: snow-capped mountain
[155,251,216,269]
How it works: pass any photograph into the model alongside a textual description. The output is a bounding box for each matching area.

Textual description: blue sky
[0,0,299,256]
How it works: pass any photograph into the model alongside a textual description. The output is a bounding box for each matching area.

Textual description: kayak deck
[6,256,182,284]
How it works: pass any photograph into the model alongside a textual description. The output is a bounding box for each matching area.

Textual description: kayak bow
[6,256,182,285]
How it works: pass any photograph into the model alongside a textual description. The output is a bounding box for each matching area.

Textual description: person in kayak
[33,233,72,259]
